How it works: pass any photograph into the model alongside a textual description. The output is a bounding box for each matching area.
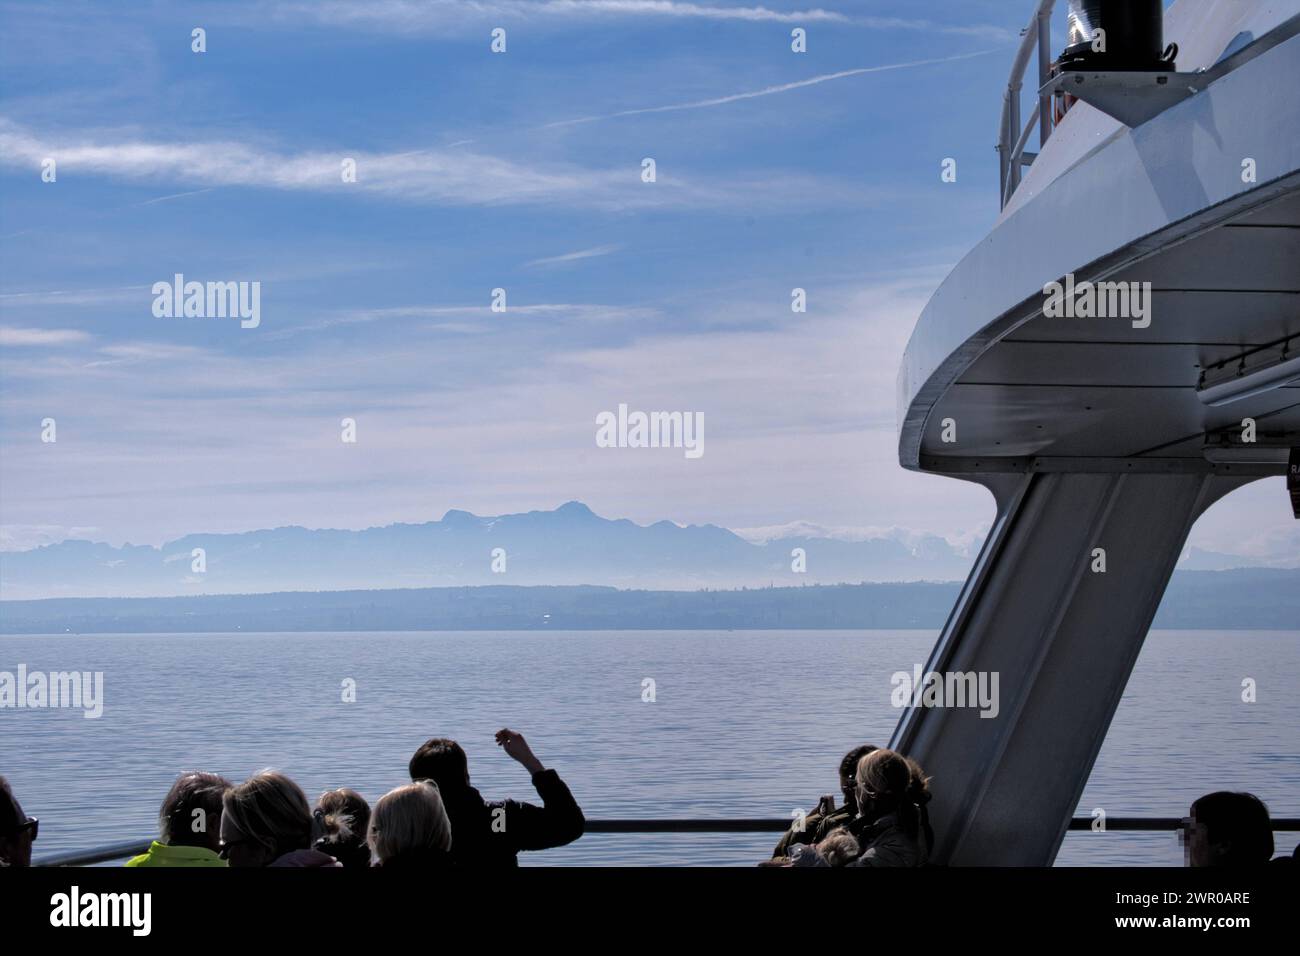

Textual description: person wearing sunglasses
[771,744,877,859]
[0,775,37,868]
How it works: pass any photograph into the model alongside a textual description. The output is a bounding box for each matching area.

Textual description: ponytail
[908,770,935,853]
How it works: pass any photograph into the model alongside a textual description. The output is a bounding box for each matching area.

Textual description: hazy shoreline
[2,569,1295,634]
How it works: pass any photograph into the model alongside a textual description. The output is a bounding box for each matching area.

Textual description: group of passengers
[764,744,1294,868]
[1,728,583,869]
[765,745,934,867]
[0,735,1292,868]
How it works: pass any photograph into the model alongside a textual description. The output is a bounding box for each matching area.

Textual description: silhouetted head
[313,787,372,868]
[838,745,877,815]
[1184,792,1274,867]
[219,770,313,868]
[368,781,452,867]
[0,776,36,868]
[409,738,470,794]
[160,772,231,853]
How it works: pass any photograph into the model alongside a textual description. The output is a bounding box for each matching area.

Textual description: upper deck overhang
[898,1,1300,478]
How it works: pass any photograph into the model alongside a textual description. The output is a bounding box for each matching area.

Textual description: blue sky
[0,0,1293,568]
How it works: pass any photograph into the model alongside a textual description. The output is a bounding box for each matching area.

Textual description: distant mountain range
[0,501,983,600]
[1,501,1294,602]
[2,570,1296,634]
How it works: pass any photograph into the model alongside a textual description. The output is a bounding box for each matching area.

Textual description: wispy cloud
[271,0,851,30]
[0,284,150,307]
[134,187,216,207]
[524,244,622,267]
[257,301,658,341]
[0,118,627,208]
[82,343,213,368]
[0,524,103,553]
[0,274,997,547]
[541,49,1001,129]
[0,118,857,211]
[264,0,1012,39]
[731,519,990,554]
[0,326,93,346]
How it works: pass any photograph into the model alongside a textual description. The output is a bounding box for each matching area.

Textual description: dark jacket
[313,836,372,870]
[772,806,855,858]
[269,848,343,868]
[846,812,928,867]
[441,769,584,867]
[374,846,453,869]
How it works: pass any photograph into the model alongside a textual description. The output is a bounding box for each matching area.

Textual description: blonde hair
[856,749,932,838]
[368,781,452,863]
[221,770,312,858]
[816,828,861,866]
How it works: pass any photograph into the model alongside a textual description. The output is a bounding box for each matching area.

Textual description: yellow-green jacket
[125,841,227,867]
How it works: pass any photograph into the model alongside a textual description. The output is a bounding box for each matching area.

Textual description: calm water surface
[2,629,1295,866]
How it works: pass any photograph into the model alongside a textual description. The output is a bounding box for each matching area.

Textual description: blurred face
[1181,813,1216,867]
[855,776,875,820]
[1,804,35,868]
[839,773,858,815]
[193,808,223,853]
[219,813,272,868]
[174,805,224,853]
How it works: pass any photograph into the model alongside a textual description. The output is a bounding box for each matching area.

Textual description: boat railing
[34,816,1300,866]
[1000,0,1057,209]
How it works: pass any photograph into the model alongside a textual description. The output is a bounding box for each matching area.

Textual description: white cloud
[0,525,101,552]
[0,284,149,308]
[0,118,627,208]
[0,326,92,346]
[263,0,1012,39]
[0,118,861,211]
[524,244,622,267]
[0,273,1000,546]
[731,520,989,554]
[83,343,214,368]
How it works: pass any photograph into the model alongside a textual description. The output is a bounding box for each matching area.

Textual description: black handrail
[34,818,1300,866]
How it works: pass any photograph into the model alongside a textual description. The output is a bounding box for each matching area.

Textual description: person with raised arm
[407,728,584,866]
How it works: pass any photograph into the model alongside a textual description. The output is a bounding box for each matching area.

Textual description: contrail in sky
[541,48,1002,129]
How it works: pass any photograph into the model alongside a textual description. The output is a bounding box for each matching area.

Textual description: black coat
[440,769,584,867]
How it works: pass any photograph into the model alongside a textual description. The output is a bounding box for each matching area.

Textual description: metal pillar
[889,469,1261,865]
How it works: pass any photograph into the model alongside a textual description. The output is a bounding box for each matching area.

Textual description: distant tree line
[0,569,1295,634]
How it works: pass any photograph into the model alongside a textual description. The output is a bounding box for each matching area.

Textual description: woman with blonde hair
[368,781,453,868]
[219,770,341,868]
[847,748,932,867]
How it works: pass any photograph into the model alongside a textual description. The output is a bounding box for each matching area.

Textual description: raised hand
[495,728,545,774]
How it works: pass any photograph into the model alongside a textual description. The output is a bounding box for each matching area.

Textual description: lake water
[2,629,1296,866]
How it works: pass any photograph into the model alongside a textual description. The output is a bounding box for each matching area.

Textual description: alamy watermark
[595,404,704,459]
[891,664,999,719]
[1043,272,1151,329]
[50,887,150,936]
[1,665,104,718]
[152,273,261,328]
